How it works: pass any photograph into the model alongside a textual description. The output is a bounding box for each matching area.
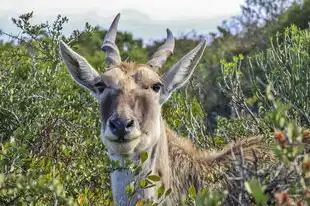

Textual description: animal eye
[152,82,163,92]
[94,81,106,93]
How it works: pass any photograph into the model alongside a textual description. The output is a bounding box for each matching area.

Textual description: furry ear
[160,39,207,104]
[59,40,106,97]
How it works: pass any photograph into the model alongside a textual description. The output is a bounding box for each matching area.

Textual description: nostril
[126,120,134,128]
[109,120,117,129]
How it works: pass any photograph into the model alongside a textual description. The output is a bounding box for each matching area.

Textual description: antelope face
[59,13,207,156]
[98,64,163,155]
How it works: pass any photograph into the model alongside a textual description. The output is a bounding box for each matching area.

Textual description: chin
[103,137,140,155]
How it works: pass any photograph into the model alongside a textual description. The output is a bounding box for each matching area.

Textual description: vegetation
[1,0,310,205]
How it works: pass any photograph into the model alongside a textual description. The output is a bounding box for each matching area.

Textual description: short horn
[148,28,175,69]
[101,13,122,67]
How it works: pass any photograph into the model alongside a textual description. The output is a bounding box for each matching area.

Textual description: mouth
[107,135,139,144]
[110,138,133,143]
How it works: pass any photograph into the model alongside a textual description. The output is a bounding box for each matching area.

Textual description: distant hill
[0,9,235,44]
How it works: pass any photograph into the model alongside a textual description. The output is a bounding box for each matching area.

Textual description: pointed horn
[148,28,175,69]
[101,13,122,67]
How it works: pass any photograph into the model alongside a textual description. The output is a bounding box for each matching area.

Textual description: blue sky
[1,0,244,43]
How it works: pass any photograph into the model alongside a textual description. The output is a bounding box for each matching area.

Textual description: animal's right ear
[159,39,207,104]
[59,40,106,98]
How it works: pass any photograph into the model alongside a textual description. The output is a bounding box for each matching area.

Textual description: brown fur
[164,126,271,202]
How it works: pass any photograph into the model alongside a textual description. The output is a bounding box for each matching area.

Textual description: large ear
[59,40,106,98]
[160,39,207,104]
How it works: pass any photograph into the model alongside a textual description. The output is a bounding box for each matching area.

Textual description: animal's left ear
[160,39,207,104]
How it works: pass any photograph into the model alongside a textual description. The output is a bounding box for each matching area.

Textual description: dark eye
[94,81,106,93]
[152,82,162,92]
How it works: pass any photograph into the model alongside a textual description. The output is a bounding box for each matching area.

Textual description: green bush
[217,24,310,205]
[0,13,111,205]
[250,25,310,126]
[1,10,310,205]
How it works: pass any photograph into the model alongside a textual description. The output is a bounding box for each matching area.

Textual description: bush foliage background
[1,0,310,205]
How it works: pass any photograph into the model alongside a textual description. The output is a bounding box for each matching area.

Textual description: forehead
[102,62,161,89]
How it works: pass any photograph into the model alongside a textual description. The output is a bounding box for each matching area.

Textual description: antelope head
[59,13,207,157]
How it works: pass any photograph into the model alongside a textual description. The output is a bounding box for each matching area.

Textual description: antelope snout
[109,118,135,141]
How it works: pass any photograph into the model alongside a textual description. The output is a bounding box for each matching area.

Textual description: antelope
[59,13,269,205]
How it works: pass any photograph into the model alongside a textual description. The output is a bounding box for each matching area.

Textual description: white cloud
[0,0,244,43]
[1,0,243,20]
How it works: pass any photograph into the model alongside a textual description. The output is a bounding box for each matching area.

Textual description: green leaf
[139,179,147,188]
[125,182,135,197]
[0,174,5,184]
[164,188,172,197]
[140,152,148,163]
[188,185,197,197]
[156,186,165,199]
[147,175,161,182]
[244,179,267,205]
[134,165,142,176]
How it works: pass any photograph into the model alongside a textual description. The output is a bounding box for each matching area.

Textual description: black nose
[109,118,135,139]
